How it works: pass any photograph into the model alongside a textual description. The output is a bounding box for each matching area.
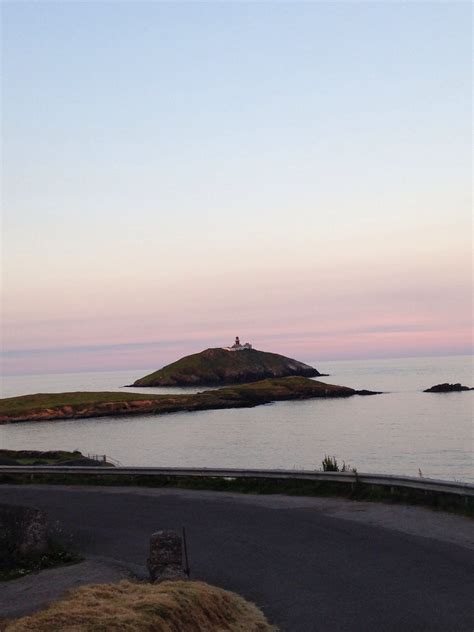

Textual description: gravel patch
[0,558,134,620]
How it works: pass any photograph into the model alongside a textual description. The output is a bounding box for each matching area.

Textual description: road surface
[1,485,473,631]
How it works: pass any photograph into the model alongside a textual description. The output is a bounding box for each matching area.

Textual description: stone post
[147,530,187,583]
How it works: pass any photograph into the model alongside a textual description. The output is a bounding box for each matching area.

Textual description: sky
[1,1,472,376]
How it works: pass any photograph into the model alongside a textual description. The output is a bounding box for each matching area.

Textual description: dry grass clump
[3,580,277,632]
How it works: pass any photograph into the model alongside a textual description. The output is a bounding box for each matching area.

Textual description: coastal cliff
[131,347,323,387]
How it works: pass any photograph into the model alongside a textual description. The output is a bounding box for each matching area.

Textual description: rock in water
[424,383,472,393]
[132,347,323,387]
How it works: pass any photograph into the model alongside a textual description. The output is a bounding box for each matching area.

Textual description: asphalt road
[1,485,473,632]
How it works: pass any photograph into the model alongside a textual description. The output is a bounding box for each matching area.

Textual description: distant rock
[131,347,324,387]
[355,389,383,396]
[424,383,473,393]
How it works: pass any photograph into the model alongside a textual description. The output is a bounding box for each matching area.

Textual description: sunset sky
[2,1,472,376]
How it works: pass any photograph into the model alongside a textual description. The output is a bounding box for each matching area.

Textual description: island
[0,377,380,424]
[424,383,472,393]
[130,338,325,387]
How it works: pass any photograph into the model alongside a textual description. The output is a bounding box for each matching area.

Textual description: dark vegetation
[0,450,112,467]
[0,539,81,582]
[321,455,356,473]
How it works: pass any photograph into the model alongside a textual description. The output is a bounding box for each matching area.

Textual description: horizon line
[2,350,472,379]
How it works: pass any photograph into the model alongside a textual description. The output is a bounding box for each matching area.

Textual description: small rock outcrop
[147,530,187,583]
[424,383,472,393]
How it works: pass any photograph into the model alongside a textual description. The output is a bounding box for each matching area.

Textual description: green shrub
[321,455,339,471]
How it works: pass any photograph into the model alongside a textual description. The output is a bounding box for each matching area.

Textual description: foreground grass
[2,580,276,631]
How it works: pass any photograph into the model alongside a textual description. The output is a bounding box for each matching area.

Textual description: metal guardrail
[0,466,473,498]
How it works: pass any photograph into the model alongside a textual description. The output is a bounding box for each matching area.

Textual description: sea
[1,355,472,482]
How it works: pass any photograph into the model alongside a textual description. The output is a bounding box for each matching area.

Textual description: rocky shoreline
[0,377,380,424]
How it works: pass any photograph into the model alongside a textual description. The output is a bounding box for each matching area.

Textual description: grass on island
[207,377,348,397]
[193,377,353,407]
[133,349,228,385]
[0,392,166,417]
[2,580,276,632]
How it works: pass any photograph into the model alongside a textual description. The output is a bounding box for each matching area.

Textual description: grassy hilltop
[131,347,323,387]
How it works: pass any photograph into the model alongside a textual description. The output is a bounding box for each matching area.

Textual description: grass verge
[0,471,472,517]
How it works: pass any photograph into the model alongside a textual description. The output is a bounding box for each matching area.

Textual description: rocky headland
[130,347,324,387]
[0,377,380,424]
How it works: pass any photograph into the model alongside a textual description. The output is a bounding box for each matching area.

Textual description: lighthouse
[228,336,252,351]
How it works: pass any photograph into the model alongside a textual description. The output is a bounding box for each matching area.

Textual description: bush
[321,455,356,473]
[321,455,339,471]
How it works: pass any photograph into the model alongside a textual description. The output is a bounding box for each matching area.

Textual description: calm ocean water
[1,355,472,482]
